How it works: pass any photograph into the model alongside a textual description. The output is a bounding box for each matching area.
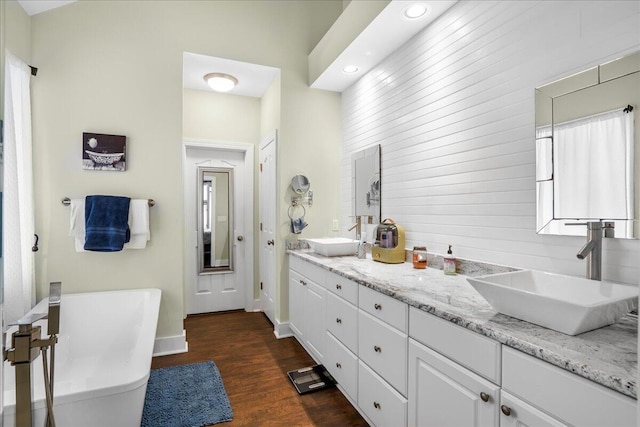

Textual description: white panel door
[184,145,248,314]
[259,132,277,325]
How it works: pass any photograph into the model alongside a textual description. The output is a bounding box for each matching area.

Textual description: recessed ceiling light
[203,73,238,92]
[342,65,359,74]
[404,3,429,19]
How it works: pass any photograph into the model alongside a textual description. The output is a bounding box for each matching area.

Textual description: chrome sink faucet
[348,216,362,240]
[571,221,614,281]
[348,215,375,240]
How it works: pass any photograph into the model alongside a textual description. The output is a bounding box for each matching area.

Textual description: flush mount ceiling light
[404,3,429,19]
[342,65,360,74]
[203,72,238,92]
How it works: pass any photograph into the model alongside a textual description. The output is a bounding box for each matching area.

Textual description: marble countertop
[288,250,638,399]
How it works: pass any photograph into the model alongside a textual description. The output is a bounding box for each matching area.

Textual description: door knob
[501,405,512,416]
[480,392,490,402]
[237,235,244,242]
[267,239,274,246]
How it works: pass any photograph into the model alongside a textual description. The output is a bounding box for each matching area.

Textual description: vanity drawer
[502,347,637,427]
[358,360,407,427]
[409,306,501,384]
[325,331,358,401]
[358,310,408,396]
[359,285,408,333]
[326,270,359,305]
[326,291,358,353]
[290,256,326,285]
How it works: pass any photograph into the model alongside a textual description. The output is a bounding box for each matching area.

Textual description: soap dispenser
[443,245,457,275]
[357,232,367,259]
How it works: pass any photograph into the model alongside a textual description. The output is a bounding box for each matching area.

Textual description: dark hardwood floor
[151,310,368,427]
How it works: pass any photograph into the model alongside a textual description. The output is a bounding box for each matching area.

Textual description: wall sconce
[203,73,238,92]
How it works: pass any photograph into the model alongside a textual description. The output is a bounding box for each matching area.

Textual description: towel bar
[61,197,155,207]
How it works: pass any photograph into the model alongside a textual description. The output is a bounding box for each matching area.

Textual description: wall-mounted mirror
[197,166,234,274]
[353,144,381,221]
[291,175,310,194]
[535,51,639,238]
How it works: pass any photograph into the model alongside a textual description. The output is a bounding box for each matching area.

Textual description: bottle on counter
[443,245,457,275]
[357,232,367,259]
[412,246,427,269]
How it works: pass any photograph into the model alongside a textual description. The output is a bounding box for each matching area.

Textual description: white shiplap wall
[342,0,640,285]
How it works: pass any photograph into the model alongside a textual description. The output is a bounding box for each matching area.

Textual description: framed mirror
[535,51,639,238]
[352,144,381,221]
[197,166,234,274]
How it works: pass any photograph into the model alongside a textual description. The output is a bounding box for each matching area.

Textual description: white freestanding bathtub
[3,288,161,427]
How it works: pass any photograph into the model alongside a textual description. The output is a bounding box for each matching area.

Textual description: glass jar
[412,246,427,269]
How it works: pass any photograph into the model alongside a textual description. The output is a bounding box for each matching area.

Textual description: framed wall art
[82,132,126,171]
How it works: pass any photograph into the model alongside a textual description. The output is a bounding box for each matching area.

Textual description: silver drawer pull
[374,303,382,310]
[373,402,381,410]
[336,318,342,324]
[501,405,512,417]
[480,392,490,402]
[374,345,382,353]
[336,284,342,290]
[336,362,342,369]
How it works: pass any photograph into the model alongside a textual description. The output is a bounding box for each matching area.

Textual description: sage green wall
[29,0,343,339]
[183,88,261,144]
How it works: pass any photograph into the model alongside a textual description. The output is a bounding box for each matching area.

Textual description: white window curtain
[554,107,634,224]
[3,50,35,324]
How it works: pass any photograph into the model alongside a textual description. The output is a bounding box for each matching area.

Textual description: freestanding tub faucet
[4,282,61,427]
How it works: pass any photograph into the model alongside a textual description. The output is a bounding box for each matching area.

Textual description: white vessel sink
[466,270,638,335]
[305,238,359,257]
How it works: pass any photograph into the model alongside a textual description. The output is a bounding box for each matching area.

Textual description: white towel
[69,198,150,251]
[123,199,150,249]
[68,199,87,252]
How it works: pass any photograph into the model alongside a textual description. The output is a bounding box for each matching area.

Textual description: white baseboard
[274,319,293,339]
[153,330,188,357]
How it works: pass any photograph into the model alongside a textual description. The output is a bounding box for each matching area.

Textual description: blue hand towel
[84,195,131,252]
[291,217,308,234]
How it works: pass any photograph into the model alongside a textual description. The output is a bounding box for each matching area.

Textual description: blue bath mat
[141,361,233,427]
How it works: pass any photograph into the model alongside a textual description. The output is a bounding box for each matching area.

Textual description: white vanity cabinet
[408,307,501,427]
[502,347,637,427]
[289,257,326,362]
[288,256,638,427]
[357,286,408,426]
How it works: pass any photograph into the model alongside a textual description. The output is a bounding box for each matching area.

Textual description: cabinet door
[305,279,326,362]
[289,269,306,339]
[500,391,568,427]
[408,339,499,427]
